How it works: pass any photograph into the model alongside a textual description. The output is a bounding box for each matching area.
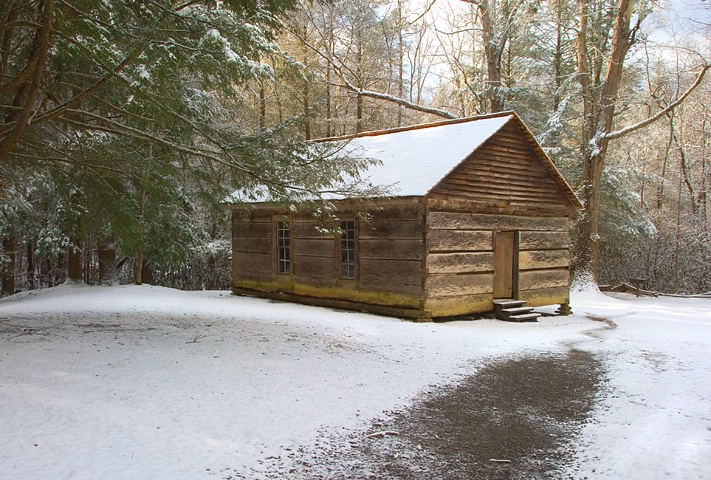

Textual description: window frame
[275,217,292,275]
[338,219,357,281]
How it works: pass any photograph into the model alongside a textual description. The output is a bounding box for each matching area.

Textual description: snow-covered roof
[328,114,513,197]
[230,112,580,207]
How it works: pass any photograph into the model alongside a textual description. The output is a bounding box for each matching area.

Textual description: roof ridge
[312,111,515,143]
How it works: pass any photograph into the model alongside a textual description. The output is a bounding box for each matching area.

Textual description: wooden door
[493,231,516,298]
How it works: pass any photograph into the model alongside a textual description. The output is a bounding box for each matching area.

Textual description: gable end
[427,119,579,214]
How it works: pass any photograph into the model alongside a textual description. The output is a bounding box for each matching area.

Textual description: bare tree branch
[606,63,710,140]
[291,26,458,121]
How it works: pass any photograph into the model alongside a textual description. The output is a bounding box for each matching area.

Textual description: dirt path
[259,350,605,479]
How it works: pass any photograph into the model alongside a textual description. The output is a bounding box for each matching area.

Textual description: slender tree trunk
[259,80,266,130]
[325,62,332,137]
[553,0,564,113]
[303,82,311,140]
[26,241,35,289]
[2,235,15,295]
[135,157,149,285]
[657,116,675,210]
[396,0,405,126]
[674,164,683,292]
[67,217,82,282]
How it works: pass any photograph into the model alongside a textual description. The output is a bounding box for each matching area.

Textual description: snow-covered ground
[0,284,709,479]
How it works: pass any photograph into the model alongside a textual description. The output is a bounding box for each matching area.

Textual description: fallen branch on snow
[365,431,400,439]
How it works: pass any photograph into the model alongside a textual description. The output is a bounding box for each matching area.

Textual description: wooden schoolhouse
[230,111,581,320]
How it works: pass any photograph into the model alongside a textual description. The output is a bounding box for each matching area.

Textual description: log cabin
[230,111,582,320]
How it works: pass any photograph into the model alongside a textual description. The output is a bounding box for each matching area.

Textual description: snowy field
[0,284,709,479]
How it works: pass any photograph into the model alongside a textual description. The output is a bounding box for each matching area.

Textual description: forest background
[1,0,710,296]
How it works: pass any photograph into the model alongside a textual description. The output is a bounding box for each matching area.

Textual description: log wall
[424,209,572,317]
[231,200,428,317]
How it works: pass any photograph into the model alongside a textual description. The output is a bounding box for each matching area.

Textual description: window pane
[277,220,291,274]
[339,220,355,279]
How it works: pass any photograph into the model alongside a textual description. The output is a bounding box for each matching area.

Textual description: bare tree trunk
[2,235,15,295]
[325,62,333,137]
[572,0,640,287]
[26,241,35,289]
[0,0,54,162]
[396,0,405,126]
[657,117,675,210]
[480,0,505,112]
[135,158,149,285]
[674,164,683,292]
[303,82,311,140]
[67,217,82,283]
[134,250,143,285]
[259,79,266,131]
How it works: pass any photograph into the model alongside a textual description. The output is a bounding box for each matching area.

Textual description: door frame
[493,230,519,299]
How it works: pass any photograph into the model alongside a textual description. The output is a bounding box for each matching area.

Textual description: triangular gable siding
[427,122,570,209]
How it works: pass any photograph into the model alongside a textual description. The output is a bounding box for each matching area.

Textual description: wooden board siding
[427,123,572,212]
[231,201,427,316]
[427,252,493,274]
[428,230,492,252]
[425,208,495,316]
[291,219,337,285]
[425,207,572,316]
[232,212,273,282]
[517,225,571,307]
[357,201,426,296]
[429,212,568,232]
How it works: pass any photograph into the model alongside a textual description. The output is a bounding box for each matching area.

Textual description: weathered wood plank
[426,197,573,217]
[231,281,426,316]
[519,286,570,307]
[293,254,334,279]
[433,183,568,204]
[233,251,273,275]
[232,221,272,238]
[331,198,423,220]
[233,236,272,254]
[292,222,332,238]
[426,273,493,297]
[426,293,493,317]
[293,238,335,258]
[360,258,423,281]
[359,258,423,293]
[519,250,570,270]
[447,169,555,184]
[360,220,424,239]
[427,252,493,274]
[428,212,569,231]
[370,202,424,221]
[427,230,492,252]
[519,231,570,251]
[518,269,570,290]
[360,239,424,260]
[436,170,563,191]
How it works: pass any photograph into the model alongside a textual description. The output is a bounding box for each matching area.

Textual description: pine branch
[30,46,145,126]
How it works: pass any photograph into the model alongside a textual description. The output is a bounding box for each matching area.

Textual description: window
[277,220,291,274]
[340,220,356,279]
